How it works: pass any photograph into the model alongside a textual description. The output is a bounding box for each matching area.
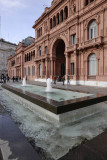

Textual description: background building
[8,37,35,79]
[0,38,17,77]
[8,0,107,87]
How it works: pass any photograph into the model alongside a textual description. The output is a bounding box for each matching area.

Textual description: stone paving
[1,81,107,160]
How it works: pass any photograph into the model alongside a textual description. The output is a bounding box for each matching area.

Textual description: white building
[0,38,17,77]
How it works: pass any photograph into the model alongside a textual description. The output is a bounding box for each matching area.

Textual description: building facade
[0,38,17,77]
[8,37,35,80]
[8,0,107,86]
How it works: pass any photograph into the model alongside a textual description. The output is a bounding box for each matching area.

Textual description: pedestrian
[67,76,70,85]
[3,76,6,83]
[8,76,10,82]
[62,75,65,85]
[53,76,56,84]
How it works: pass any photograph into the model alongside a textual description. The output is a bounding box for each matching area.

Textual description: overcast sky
[0,0,52,44]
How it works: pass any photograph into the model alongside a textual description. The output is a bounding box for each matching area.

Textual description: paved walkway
[59,130,107,160]
[0,104,41,160]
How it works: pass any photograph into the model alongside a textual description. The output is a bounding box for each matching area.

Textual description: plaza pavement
[1,81,107,160]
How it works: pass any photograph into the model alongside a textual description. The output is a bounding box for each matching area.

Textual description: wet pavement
[0,104,41,160]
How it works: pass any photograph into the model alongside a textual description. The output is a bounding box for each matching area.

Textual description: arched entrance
[52,39,66,77]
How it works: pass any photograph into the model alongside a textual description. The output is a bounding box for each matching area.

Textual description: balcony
[66,44,78,53]
[15,62,21,67]
[79,36,103,50]
[34,54,50,62]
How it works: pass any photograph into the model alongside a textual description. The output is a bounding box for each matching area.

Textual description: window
[57,13,59,25]
[45,46,48,54]
[88,54,97,76]
[50,19,52,29]
[60,10,63,22]
[32,66,35,76]
[39,46,41,56]
[39,64,42,76]
[85,0,89,6]
[53,16,56,27]
[28,67,30,76]
[71,34,76,45]
[24,68,26,76]
[64,6,68,19]
[89,20,97,40]
[71,63,75,75]
[25,55,26,62]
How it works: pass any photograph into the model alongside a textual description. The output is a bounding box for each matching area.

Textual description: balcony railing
[34,54,50,62]
[79,36,103,50]
[66,44,78,52]
[15,62,21,67]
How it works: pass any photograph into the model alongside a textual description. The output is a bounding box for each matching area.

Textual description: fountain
[46,78,52,92]
[1,80,107,159]
[22,77,27,86]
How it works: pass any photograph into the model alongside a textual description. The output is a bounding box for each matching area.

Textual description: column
[65,52,70,77]
[74,51,78,80]
[35,62,38,78]
[50,60,51,76]
[46,59,49,79]
[41,60,44,78]
[51,59,54,77]
[54,60,56,76]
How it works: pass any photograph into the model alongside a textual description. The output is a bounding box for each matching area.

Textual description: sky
[0,0,52,44]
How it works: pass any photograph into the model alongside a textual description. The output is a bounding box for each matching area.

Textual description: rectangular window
[71,34,76,45]
[39,64,42,76]
[32,66,35,76]
[24,68,26,76]
[45,46,48,54]
[28,67,30,76]
[71,63,75,75]
[39,47,41,56]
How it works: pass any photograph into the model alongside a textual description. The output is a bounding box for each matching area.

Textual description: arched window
[39,46,41,56]
[64,6,68,20]
[89,20,97,40]
[88,53,97,76]
[40,27,42,36]
[50,18,52,29]
[27,54,28,61]
[60,10,63,22]
[25,55,26,62]
[57,13,59,25]
[30,53,32,61]
[29,53,30,61]
[53,16,56,27]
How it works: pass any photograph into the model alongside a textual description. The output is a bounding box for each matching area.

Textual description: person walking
[53,76,56,84]
[62,75,65,85]
[67,76,70,85]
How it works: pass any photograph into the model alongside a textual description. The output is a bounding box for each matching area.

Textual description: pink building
[8,0,107,86]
